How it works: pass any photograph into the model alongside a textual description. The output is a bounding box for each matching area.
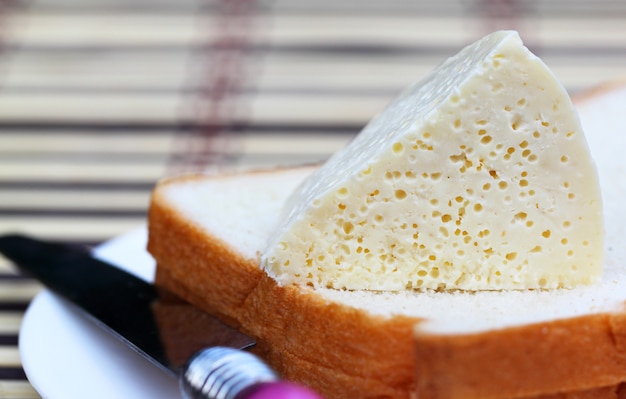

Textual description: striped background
[0,0,625,397]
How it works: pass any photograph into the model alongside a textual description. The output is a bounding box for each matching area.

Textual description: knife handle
[180,347,324,399]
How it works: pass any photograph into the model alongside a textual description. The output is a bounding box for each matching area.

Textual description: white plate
[18,228,183,399]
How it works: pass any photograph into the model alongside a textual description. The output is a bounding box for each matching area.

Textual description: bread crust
[572,78,626,105]
[531,384,626,399]
[414,310,626,398]
[243,273,418,395]
[148,175,265,327]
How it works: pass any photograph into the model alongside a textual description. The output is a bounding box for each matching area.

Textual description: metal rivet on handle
[180,347,278,399]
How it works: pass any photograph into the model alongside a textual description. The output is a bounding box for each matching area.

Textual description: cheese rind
[261,31,604,291]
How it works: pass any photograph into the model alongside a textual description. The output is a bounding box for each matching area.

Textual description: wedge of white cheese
[261,30,604,291]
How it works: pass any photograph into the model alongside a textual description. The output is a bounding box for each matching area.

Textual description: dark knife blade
[0,234,323,399]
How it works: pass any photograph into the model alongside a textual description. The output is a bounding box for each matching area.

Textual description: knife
[0,234,323,399]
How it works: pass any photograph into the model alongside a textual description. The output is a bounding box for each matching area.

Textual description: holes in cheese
[262,30,604,291]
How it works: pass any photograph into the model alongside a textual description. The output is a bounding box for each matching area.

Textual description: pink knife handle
[236,382,324,399]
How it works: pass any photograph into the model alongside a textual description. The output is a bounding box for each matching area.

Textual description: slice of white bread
[147,81,626,399]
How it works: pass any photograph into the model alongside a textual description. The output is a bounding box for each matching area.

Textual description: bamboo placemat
[0,0,624,397]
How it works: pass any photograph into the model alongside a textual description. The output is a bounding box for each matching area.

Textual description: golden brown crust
[148,179,264,327]
[243,274,418,393]
[414,311,626,399]
[571,78,626,105]
[527,383,626,399]
[148,170,626,399]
